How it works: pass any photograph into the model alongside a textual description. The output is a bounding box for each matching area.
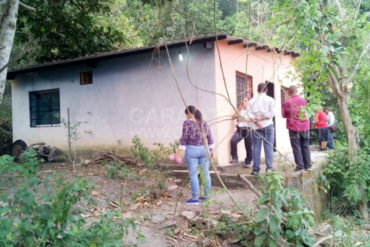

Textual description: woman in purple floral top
[174,105,214,205]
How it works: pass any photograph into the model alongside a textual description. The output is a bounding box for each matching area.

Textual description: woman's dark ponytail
[194,109,203,123]
[185,105,203,123]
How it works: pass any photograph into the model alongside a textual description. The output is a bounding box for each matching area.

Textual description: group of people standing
[230,83,275,175]
[231,84,336,173]
[314,107,336,151]
[173,82,335,204]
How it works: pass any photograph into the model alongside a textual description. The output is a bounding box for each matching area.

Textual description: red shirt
[315,111,327,128]
[282,95,310,131]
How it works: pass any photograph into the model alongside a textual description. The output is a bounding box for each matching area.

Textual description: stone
[167,184,178,191]
[151,214,166,224]
[160,220,177,229]
[48,147,64,162]
[181,211,196,220]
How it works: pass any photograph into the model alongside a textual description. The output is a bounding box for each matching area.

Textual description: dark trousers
[289,130,311,169]
[230,127,253,164]
[318,127,329,142]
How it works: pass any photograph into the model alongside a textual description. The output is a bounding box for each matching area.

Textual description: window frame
[80,71,93,85]
[235,71,253,107]
[29,89,61,128]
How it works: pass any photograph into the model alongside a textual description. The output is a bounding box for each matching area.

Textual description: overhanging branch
[334,0,345,20]
[19,1,36,11]
[346,43,370,83]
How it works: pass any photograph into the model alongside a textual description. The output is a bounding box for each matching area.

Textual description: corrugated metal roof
[7,33,298,79]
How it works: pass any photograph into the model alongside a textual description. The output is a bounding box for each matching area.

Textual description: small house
[7,33,301,165]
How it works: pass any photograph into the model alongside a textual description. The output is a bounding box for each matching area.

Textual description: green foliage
[131,136,152,165]
[104,161,131,179]
[0,150,137,246]
[0,82,12,155]
[115,0,224,46]
[254,172,314,247]
[215,213,252,246]
[0,149,40,177]
[322,143,370,215]
[221,1,273,43]
[14,0,125,64]
[268,0,370,143]
[0,119,12,155]
[151,141,179,162]
[325,215,370,247]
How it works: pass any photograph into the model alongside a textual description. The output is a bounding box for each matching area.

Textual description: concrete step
[166,169,261,189]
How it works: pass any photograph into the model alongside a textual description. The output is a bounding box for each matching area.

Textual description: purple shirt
[179,120,214,149]
[282,95,310,131]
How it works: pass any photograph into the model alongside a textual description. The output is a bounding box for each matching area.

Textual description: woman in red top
[314,107,328,150]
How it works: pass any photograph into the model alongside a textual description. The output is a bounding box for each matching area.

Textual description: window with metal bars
[236,71,253,107]
[30,89,60,127]
[80,71,93,85]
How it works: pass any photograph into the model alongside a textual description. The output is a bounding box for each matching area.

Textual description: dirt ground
[36,162,258,247]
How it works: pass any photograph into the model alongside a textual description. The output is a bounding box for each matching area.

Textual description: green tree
[119,0,224,46]
[14,0,125,64]
[268,0,369,218]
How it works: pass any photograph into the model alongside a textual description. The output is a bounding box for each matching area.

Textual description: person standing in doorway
[248,83,275,175]
[230,97,253,168]
[324,107,335,150]
[282,86,311,171]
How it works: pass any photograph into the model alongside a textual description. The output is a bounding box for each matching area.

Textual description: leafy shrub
[322,143,370,215]
[151,141,179,162]
[213,172,314,246]
[215,213,252,246]
[0,150,137,247]
[104,161,131,179]
[254,172,314,247]
[0,118,12,155]
[131,136,152,165]
[107,164,118,178]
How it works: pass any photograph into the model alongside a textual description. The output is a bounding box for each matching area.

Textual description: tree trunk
[0,0,19,104]
[329,73,367,219]
[336,95,359,158]
[334,83,367,220]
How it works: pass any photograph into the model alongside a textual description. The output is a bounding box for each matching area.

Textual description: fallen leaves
[81,207,105,218]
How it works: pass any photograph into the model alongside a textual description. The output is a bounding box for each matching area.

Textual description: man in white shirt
[248,83,275,175]
[230,97,253,168]
[324,107,335,149]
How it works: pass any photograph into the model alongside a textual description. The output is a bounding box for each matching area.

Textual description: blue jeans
[185,145,211,199]
[252,124,274,172]
[328,129,334,149]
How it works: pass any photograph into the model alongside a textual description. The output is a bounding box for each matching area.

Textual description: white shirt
[247,93,275,129]
[327,111,335,127]
[237,109,251,128]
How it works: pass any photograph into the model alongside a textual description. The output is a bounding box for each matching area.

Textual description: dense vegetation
[0,149,136,246]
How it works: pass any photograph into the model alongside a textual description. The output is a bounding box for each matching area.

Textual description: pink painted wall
[214,40,302,166]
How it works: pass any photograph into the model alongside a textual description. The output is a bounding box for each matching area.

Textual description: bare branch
[19,1,36,11]
[334,0,345,20]
[346,42,370,83]
[0,62,8,74]
[354,0,362,20]
[238,174,261,197]
[313,235,333,247]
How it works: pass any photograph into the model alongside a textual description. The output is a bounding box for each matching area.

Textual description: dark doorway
[266,81,274,98]
[265,81,276,150]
